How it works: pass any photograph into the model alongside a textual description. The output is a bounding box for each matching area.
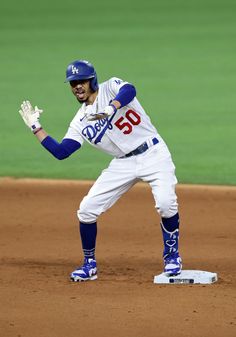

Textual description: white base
[154,270,218,284]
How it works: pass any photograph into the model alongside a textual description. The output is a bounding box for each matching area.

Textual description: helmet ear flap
[90,73,98,91]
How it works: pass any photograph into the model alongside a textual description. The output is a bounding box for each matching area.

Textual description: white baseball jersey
[64,77,163,157]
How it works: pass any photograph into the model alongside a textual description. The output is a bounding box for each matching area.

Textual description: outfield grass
[0,0,235,184]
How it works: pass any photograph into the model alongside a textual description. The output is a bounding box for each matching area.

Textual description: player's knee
[156,197,178,218]
[77,197,99,223]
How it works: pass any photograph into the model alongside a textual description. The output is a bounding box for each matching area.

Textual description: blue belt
[120,137,159,158]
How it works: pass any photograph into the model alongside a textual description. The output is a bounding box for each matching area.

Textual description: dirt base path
[0,178,235,337]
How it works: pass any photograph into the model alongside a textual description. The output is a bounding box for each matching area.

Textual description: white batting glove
[19,100,43,131]
[86,104,117,121]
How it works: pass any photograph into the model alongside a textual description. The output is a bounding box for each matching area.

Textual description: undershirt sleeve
[41,136,81,160]
[114,84,136,108]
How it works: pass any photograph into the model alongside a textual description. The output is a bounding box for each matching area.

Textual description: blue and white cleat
[70,258,97,282]
[164,253,182,276]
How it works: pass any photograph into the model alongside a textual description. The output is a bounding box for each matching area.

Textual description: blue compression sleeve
[114,84,136,108]
[41,136,81,160]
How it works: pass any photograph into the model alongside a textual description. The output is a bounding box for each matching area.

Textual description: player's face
[70,80,93,103]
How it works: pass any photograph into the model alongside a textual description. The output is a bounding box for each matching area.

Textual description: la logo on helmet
[71,65,79,74]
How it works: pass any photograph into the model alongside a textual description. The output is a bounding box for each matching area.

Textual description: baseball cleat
[70,258,97,282]
[164,253,182,276]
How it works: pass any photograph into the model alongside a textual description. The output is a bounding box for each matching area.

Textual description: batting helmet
[65,60,98,91]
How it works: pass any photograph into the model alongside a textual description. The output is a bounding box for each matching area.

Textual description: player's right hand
[19,100,43,131]
[86,105,117,121]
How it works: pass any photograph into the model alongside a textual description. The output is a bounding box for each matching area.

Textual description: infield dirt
[0,178,235,337]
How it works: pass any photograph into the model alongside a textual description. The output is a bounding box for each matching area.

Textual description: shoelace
[165,259,177,264]
[165,258,179,264]
[80,261,95,273]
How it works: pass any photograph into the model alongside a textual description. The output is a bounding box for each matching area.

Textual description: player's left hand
[86,105,117,121]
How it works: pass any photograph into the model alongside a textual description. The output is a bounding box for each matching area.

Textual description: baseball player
[19,60,182,281]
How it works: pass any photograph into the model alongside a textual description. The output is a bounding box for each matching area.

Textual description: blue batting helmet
[65,60,98,91]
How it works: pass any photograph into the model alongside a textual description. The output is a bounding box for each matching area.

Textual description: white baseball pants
[78,139,178,223]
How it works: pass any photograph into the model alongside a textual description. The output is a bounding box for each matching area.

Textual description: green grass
[0,0,235,184]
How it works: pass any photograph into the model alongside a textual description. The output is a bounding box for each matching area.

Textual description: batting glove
[19,100,43,131]
[86,104,117,121]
